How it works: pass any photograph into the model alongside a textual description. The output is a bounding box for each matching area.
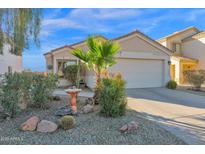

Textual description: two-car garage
[109,58,164,88]
[106,30,172,89]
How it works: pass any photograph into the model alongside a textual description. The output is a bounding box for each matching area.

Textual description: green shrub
[64,64,79,86]
[0,72,58,117]
[58,115,75,130]
[98,74,127,117]
[0,73,22,117]
[18,72,33,109]
[184,70,205,91]
[166,80,177,89]
[31,73,58,109]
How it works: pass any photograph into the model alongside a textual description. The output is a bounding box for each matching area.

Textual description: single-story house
[44,30,172,89]
[158,26,205,84]
[0,43,22,74]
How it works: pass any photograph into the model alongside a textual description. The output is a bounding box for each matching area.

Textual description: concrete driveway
[127,88,205,145]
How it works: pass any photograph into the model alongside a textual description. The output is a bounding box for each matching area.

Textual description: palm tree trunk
[96,73,101,86]
[93,72,101,104]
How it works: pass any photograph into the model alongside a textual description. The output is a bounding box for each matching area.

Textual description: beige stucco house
[0,43,22,75]
[44,30,172,89]
[158,26,205,84]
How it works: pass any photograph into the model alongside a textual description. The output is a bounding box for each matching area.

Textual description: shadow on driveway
[126,88,205,144]
[126,88,205,109]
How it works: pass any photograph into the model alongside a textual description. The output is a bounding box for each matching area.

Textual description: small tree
[64,64,79,86]
[184,70,205,91]
[71,36,120,86]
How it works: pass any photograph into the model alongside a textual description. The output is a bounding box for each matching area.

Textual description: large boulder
[20,116,40,131]
[119,121,139,133]
[37,120,58,133]
[82,104,94,114]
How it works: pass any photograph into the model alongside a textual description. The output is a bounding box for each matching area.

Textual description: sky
[23,8,205,72]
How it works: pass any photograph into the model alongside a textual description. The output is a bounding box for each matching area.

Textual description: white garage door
[109,59,164,88]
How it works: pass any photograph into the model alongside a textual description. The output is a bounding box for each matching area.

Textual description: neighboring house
[158,26,205,84]
[44,30,172,89]
[0,43,22,74]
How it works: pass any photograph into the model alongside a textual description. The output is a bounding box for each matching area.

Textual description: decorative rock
[52,96,61,101]
[20,116,40,131]
[55,106,73,116]
[119,121,139,133]
[85,98,94,105]
[0,107,10,120]
[37,120,58,133]
[82,104,94,114]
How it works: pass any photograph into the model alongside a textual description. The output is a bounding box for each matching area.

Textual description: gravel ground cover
[0,96,186,145]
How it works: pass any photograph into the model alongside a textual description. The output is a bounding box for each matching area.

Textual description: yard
[0,36,189,145]
[0,96,185,145]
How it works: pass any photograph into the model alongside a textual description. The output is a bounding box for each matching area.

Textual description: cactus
[58,116,75,130]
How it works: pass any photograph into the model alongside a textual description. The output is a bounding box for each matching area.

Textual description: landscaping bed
[0,96,185,145]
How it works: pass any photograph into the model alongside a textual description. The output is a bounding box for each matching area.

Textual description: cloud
[42,18,83,28]
[187,9,205,21]
[69,8,141,20]
[41,8,142,36]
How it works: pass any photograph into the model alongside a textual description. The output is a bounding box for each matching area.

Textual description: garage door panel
[109,59,164,88]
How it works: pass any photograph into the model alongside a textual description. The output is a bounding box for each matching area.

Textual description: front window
[172,43,181,52]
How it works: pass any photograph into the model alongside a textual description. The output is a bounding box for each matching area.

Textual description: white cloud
[42,18,82,28]
[41,8,205,40]
[41,8,143,36]
[187,9,205,21]
[69,8,141,20]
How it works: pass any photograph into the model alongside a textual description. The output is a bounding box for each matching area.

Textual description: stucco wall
[45,54,53,72]
[117,35,162,53]
[161,41,167,47]
[85,69,96,89]
[170,57,180,83]
[182,38,205,69]
[0,44,22,74]
[166,29,198,50]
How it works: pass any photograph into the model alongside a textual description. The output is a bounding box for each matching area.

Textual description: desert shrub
[30,73,58,109]
[98,74,127,117]
[0,72,58,117]
[18,72,33,109]
[0,73,22,117]
[0,72,33,116]
[184,70,205,91]
[166,80,177,89]
[58,115,75,130]
[64,64,79,85]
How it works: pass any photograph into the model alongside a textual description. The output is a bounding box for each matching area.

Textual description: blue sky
[23,8,205,71]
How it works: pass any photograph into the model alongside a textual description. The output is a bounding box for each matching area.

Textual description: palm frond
[87,36,99,55]
[71,48,89,63]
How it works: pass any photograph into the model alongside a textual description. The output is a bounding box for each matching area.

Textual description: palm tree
[71,36,120,87]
